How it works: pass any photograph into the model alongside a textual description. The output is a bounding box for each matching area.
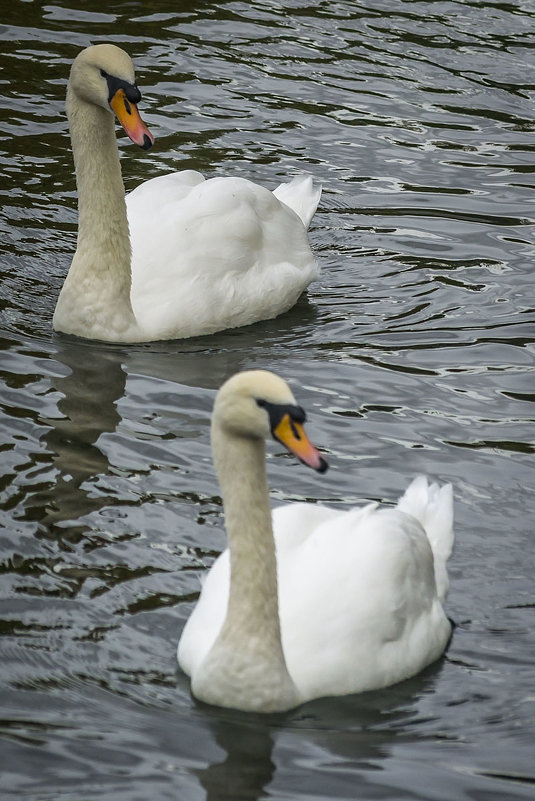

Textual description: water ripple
[1,1,534,799]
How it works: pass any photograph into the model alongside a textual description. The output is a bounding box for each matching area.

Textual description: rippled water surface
[1,1,534,799]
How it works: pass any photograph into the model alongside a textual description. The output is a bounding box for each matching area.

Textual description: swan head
[214,370,328,473]
[68,44,154,150]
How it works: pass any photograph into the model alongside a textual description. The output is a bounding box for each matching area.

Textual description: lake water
[1,1,534,799]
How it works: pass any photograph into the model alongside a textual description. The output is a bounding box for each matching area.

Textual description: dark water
[1,1,534,799]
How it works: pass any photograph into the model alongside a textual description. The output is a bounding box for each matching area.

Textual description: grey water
[1,1,534,799]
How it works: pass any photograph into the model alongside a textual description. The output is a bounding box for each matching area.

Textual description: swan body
[53,45,321,343]
[126,171,320,340]
[178,371,455,712]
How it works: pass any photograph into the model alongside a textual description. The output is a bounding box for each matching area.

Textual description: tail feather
[273,175,321,229]
[397,476,454,602]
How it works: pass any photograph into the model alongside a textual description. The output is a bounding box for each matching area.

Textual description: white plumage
[54,45,320,343]
[127,171,320,340]
[178,371,455,712]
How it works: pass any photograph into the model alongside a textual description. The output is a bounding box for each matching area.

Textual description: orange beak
[273,414,328,473]
[109,88,154,150]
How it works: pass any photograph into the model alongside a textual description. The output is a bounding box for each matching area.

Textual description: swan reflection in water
[25,334,260,545]
[25,339,128,545]
[191,661,448,801]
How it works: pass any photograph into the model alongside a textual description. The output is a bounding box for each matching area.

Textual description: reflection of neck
[26,344,127,539]
[196,716,275,801]
[54,86,138,341]
[191,424,299,712]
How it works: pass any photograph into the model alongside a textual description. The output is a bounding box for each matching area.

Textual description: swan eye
[292,405,307,424]
[257,400,308,436]
[101,69,142,105]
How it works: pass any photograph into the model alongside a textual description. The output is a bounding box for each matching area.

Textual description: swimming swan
[53,45,321,343]
[178,370,455,712]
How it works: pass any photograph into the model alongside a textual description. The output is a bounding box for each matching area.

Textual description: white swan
[53,45,321,343]
[178,370,455,712]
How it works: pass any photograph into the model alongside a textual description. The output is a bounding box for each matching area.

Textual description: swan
[53,45,321,343]
[178,370,455,712]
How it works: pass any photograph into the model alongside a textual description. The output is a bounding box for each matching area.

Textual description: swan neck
[68,87,130,262]
[53,86,138,341]
[215,431,281,640]
[192,422,299,711]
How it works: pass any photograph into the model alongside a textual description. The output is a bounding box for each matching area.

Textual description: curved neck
[191,422,299,711]
[74,98,126,239]
[54,86,138,341]
[216,432,281,642]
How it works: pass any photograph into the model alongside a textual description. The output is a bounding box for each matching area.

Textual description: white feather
[178,371,455,711]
